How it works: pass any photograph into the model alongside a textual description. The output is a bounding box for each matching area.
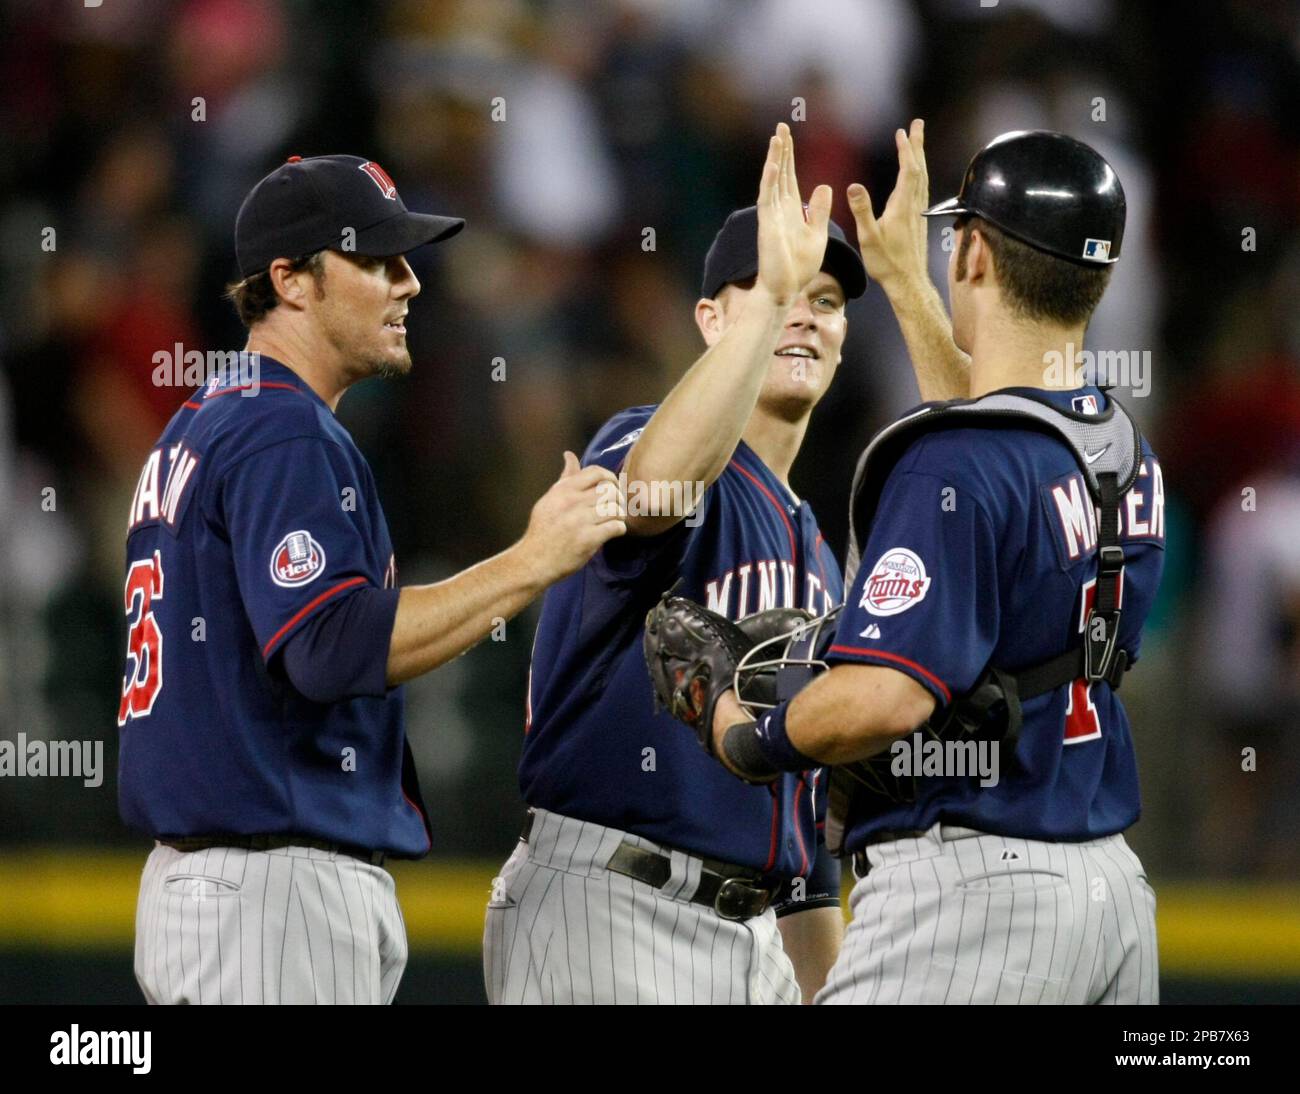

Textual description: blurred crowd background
[1,0,1298,985]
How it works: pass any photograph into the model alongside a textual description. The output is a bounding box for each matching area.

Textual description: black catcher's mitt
[643,595,812,754]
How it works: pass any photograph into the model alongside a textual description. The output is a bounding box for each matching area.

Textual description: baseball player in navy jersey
[686,128,1165,1005]
[117,154,627,1004]
[482,125,871,1005]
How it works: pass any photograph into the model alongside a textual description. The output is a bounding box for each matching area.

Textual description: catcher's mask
[734,604,843,714]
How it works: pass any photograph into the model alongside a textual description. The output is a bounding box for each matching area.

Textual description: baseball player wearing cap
[484,126,967,1005]
[118,154,627,1004]
[683,128,1165,1005]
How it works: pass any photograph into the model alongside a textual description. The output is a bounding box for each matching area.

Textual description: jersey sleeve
[583,409,651,476]
[279,584,399,702]
[773,769,840,916]
[828,466,1001,706]
[583,406,711,583]
[219,436,386,662]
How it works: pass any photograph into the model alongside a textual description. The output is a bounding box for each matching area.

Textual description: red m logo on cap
[359,161,398,200]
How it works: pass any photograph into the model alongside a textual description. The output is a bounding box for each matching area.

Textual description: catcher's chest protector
[827,391,1147,855]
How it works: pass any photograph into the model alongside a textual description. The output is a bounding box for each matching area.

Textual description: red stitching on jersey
[261,576,367,659]
[204,381,304,400]
[401,786,432,852]
[523,663,534,735]
[763,782,780,873]
[826,645,953,704]
[730,461,796,561]
[812,532,829,603]
[792,778,809,877]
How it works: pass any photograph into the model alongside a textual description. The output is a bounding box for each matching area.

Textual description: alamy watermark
[890,731,1000,788]
[152,346,261,396]
[597,474,706,527]
[50,1026,151,1074]
[1043,342,1151,398]
[0,733,103,787]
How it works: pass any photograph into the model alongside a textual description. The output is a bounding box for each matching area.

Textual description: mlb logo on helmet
[860,548,931,617]
[358,161,398,200]
[270,530,327,587]
[1082,238,1111,261]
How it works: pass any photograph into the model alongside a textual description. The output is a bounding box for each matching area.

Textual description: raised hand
[846,118,931,291]
[756,122,833,306]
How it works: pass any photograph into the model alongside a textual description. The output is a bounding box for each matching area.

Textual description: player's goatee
[374,354,412,379]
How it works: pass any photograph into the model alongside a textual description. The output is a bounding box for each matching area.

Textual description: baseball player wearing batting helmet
[118,154,627,1004]
[677,128,1164,1004]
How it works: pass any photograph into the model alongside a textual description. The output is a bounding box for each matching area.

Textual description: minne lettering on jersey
[705,560,836,620]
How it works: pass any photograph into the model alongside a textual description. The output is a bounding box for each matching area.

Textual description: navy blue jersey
[116,355,430,856]
[519,406,843,879]
[828,386,1165,849]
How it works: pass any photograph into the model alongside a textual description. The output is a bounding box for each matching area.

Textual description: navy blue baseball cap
[701,205,868,300]
[235,154,465,278]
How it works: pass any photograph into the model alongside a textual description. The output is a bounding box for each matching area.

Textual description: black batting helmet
[923,130,1125,265]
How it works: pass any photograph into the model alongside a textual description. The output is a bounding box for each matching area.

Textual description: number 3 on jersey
[1064,573,1123,744]
[118,551,165,726]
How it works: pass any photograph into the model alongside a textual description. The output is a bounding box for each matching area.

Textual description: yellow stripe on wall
[1,850,1297,978]
[0,851,499,951]
[1152,885,1300,978]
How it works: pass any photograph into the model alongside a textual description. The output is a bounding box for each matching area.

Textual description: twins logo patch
[270,530,327,588]
[860,547,931,617]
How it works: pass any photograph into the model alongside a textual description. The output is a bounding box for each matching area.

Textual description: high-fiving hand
[755,122,833,307]
[846,118,931,291]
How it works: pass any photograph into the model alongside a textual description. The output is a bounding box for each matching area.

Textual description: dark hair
[224,251,326,328]
[715,275,756,302]
[956,217,1112,326]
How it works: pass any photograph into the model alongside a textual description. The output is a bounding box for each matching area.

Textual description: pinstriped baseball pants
[816,824,1159,1005]
[483,809,801,1005]
[133,842,408,1004]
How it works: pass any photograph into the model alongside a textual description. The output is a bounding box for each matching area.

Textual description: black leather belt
[159,834,387,867]
[849,826,990,875]
[521,811,773,921]
[850,827,929,877]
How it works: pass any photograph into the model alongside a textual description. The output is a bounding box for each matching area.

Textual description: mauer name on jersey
[705,559,836,620]
[127,443,202,534]
[1046,456,1165,564]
